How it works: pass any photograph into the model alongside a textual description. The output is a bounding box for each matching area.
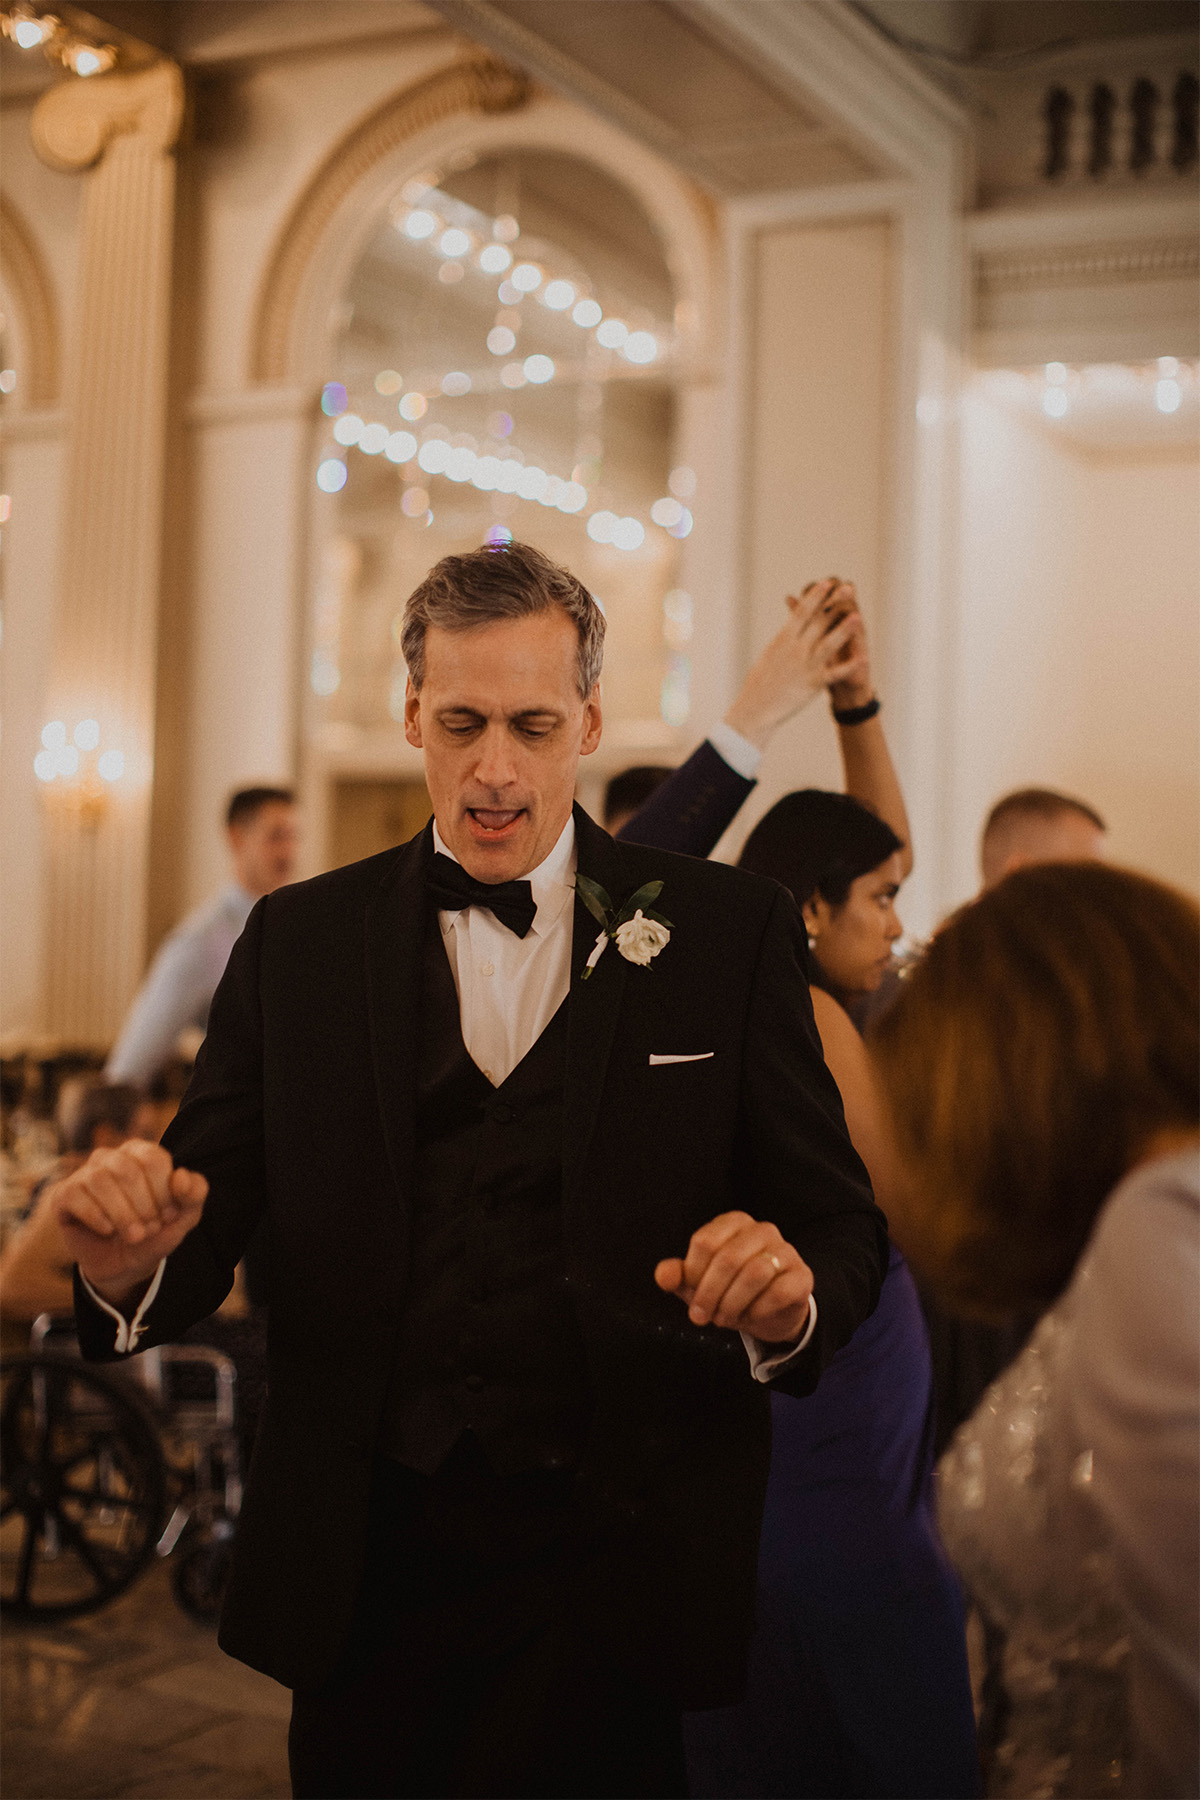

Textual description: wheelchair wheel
[170,1514,235,1622]
[0,1355,167,1620]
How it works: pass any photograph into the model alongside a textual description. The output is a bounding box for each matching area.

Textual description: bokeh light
[441,371,472,396]
[386,430,418,463]
[333,413,363,445]
[623,332,657,364]
[572,298,602,328]
[74,719,100,751]
[479,244,512,274]
[404,210,438,240]
[359,422,389,454]
[97,749,125,781]
[321,382,348,416]
[543,280,576,311]
[511,263,543,293]
[317,459,348,492]
[487,326,516,356]
[399,392,427,420]
[523,355,555,385]
[596,318,628,349]
[418,439,450,475]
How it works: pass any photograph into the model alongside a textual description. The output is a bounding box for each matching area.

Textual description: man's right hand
[54,1140,208,1307]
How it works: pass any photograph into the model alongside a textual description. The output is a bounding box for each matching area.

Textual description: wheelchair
[0,1314,244,1624]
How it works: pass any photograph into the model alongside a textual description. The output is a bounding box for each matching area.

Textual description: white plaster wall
[0,94,83,353]
[952,383,1200,902]
[1,105,76,1037]
[181,402,311,908]
[190,30,463,394]
[714,214,895,858]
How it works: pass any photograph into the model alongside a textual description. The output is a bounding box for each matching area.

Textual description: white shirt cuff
[79,1259,167,1353]
[742,1294,817,1383]
[708,720,763,783]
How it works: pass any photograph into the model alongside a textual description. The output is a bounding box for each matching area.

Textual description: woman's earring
[806,933,818,950]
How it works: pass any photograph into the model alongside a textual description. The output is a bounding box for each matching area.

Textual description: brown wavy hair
[869,862,1199,1318]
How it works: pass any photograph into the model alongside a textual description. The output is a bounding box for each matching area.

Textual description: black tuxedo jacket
[77,806,886,1701]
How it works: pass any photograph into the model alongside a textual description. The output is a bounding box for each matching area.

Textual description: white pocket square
[648,1052,714,1065]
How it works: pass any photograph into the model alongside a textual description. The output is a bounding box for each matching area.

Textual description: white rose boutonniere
[613,910,671,967]
[575,875,673,980]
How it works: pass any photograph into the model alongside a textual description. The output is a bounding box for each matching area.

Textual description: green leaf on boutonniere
[612,880,665,927]
[574,873,614,929]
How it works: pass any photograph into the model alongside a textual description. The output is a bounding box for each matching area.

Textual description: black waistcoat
[379,916,591,1476]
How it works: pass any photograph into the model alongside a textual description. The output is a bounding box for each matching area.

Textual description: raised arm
[824,584,913,879]
[619,580,860,858]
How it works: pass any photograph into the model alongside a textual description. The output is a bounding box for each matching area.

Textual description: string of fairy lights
[314,179,694,555]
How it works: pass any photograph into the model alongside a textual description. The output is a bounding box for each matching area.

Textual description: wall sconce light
[35,719,126,824]
[0,5,119,75]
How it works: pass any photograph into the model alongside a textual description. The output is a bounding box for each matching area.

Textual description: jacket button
[464,1373,485,1392]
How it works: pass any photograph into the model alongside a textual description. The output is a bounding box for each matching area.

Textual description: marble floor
[1,1561,291,1799]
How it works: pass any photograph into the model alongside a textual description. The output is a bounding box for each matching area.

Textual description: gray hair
[401,540,605,698]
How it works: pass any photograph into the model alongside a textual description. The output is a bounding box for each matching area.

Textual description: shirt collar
[432,814,577,938]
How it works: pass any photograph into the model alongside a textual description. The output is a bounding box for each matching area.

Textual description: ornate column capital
[31,60,184,173]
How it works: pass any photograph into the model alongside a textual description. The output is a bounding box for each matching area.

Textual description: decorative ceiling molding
[30,60,185,172]
[250,55,530,385]
[978,236,1200,293]
[0,190,61,405]
[679,0,970,184]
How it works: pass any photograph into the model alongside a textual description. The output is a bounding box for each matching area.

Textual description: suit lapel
[364,824,431,1203]
[563,804,630,1208]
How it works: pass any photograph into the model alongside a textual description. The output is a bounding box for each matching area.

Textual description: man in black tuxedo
[61,542,886,1799]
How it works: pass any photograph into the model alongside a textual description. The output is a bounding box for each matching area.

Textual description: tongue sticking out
[470,809,523,833]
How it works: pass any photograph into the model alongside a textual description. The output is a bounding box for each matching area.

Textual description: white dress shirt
[432,816,577,1087]
[706,720,764,783]
[88,809,815,1372]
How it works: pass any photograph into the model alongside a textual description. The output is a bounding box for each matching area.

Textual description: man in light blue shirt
[106,787,298,1088]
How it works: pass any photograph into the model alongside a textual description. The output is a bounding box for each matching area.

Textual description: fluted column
[32,62,184,1044]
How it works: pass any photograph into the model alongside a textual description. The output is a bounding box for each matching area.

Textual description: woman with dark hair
[623,589,979,1798]
[871,863,1199,1799]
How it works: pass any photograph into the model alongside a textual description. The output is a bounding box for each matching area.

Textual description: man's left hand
[654,1212,814,1342]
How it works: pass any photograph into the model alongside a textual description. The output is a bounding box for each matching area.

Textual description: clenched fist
[54,1139,208,1307]
[654,1211,814,1342]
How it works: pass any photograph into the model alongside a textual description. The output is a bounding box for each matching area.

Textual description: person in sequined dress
[870,864,1199,1799]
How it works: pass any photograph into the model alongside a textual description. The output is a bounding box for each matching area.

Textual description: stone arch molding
[249,54,720,388]
[0,191,61,407]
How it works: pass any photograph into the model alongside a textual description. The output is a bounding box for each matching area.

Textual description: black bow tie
[426,852,538,938]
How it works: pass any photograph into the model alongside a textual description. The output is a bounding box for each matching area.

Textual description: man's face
[229,801,299,897]
[404,609,602,883]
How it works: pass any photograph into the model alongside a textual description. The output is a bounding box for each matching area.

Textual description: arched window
[309,149,696,786]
